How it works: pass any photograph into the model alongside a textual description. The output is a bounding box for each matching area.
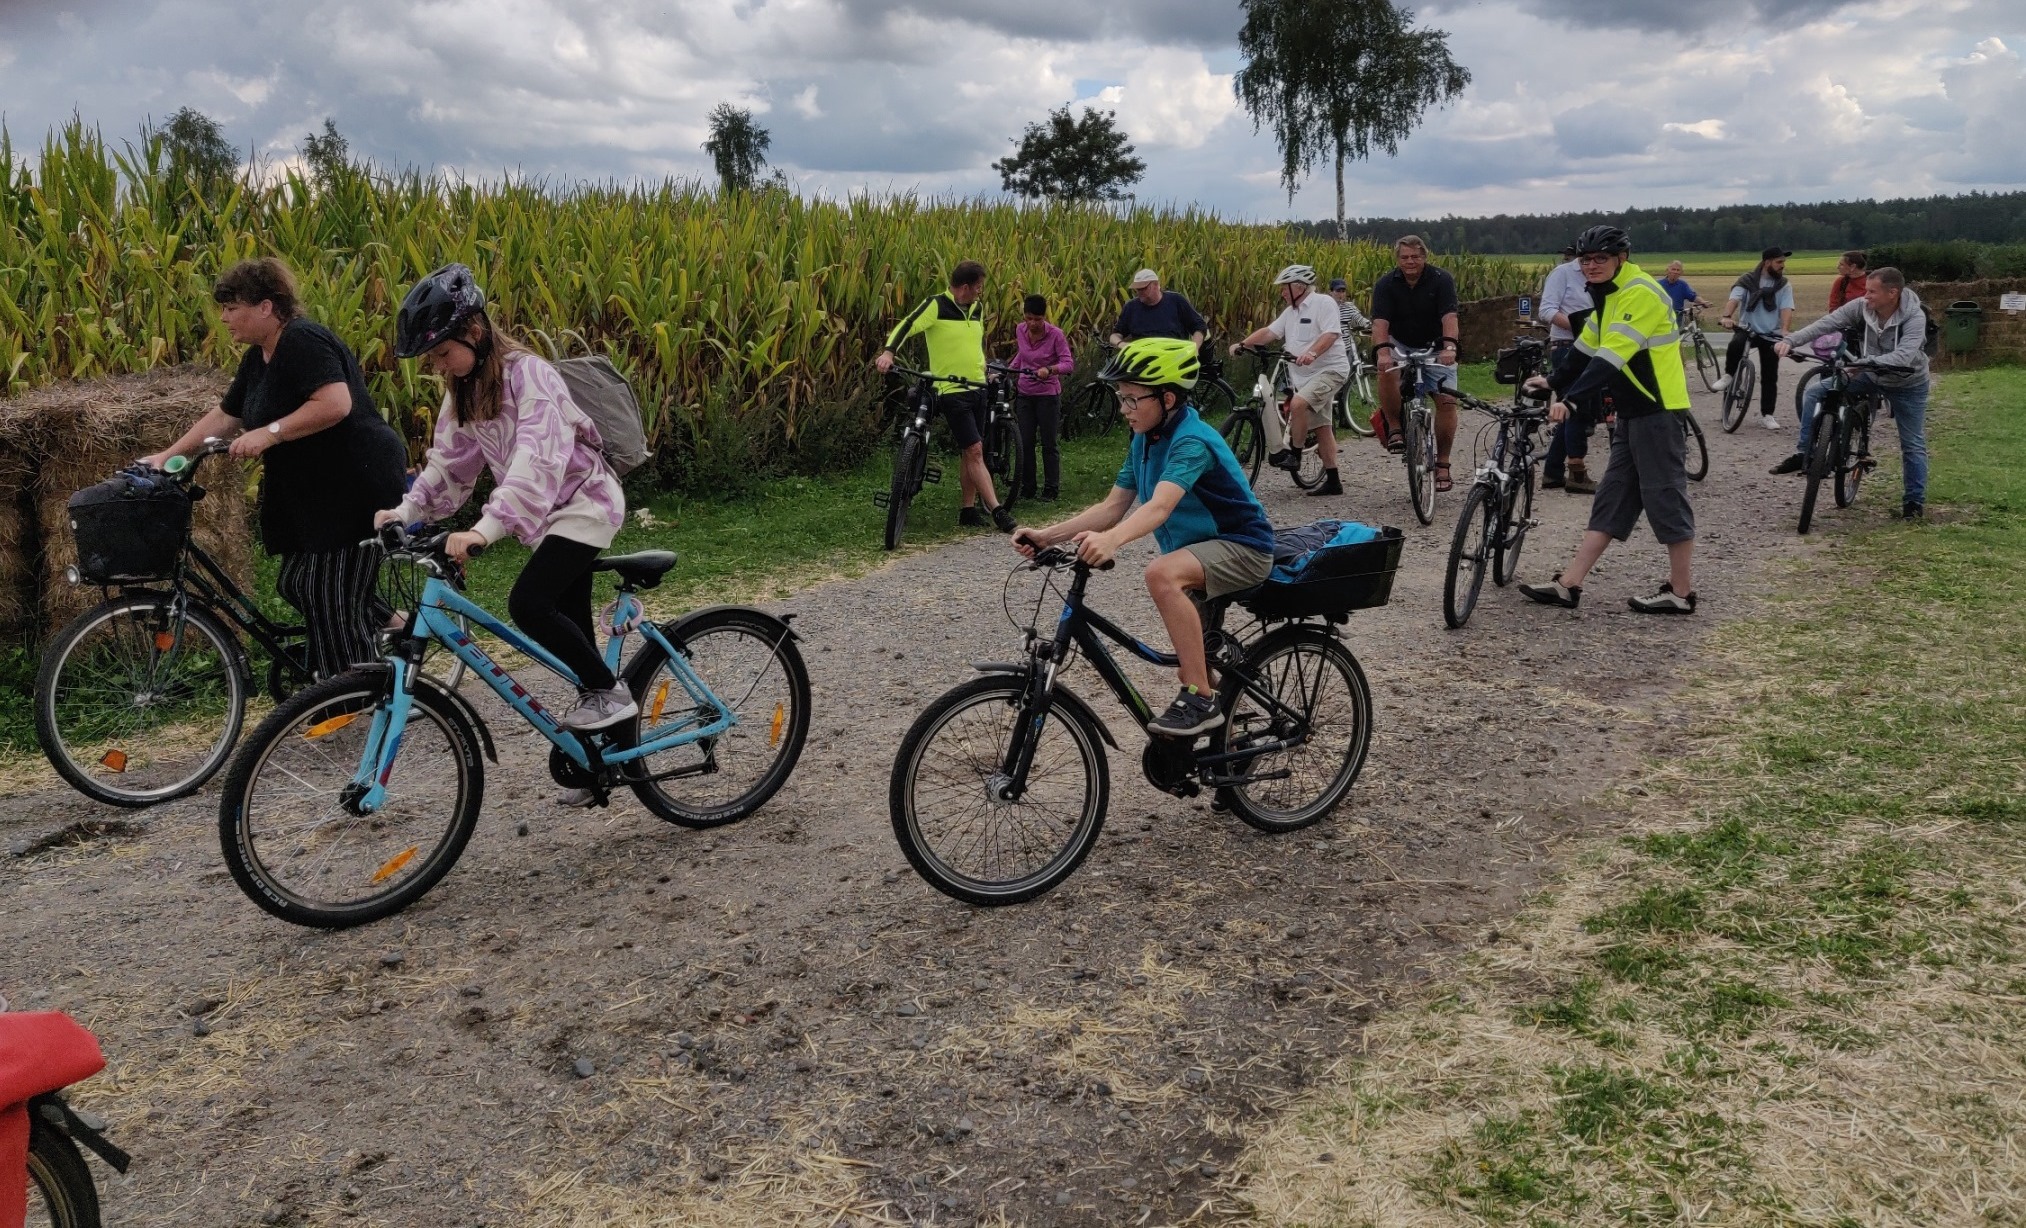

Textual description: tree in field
[301,118,352,189]
[703,104,773,194]
[1236,0,1470,239]
[157,107,239,197]
[993,107,1146,202]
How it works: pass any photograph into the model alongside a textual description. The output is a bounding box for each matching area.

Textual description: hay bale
[0,366,253,638]
[0,438,37,644]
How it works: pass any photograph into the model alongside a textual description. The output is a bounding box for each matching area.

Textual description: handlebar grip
[162,455,189,476]
[465,542,485,558]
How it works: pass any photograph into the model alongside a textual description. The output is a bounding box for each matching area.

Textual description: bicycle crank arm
[1200,768,1293,788]
[1194,735,1308,766]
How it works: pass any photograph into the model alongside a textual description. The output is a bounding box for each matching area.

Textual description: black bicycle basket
[1494,339,1546,385]
[1242,525,1404,620]
[68,469,193,583]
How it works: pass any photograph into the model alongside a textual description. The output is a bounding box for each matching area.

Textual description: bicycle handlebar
[887,364,986,390]
[986,361,1040,378]
[1026,544,1115,572]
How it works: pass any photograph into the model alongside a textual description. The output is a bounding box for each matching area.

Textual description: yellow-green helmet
[1098,337,1199,390]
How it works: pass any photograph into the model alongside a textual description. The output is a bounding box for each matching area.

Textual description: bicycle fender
[659,606,800,651]
[346,664,498,764]
[966,663,1119,749]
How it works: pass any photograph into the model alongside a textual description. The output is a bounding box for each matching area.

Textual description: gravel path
[1,379,1837,1226]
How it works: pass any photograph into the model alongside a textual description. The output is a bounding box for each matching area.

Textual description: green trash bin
[1944,300,1983,354]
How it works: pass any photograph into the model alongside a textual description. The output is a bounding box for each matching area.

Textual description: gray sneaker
[557,787,597,808]
[1147,686,1223,738]
[559,686,639,731]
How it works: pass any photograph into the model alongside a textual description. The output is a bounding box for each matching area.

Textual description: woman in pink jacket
[1011,294,1074,501]
[375,265,630,738]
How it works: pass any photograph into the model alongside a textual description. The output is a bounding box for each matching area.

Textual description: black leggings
[1725,331,1781,417]
[508,535,615,692]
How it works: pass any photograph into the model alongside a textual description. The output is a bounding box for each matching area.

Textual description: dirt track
[2,377,1842,1226]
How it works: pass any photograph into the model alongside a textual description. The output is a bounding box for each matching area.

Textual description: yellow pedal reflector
[153,631,175,651]
[770,702,785,748]
[649,681,670,723]
[99,749,129,773]
[372,847,419,883]
[304,712,361,739]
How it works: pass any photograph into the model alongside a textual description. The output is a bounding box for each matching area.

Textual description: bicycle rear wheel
[1792,363,1827,422]
[218,668,484,929]
[1195,379,1236,433]
[1221,406,1264,486]
[1213,627,1371,832]
[1339,367,1376,435]
[883,432,925,551]
[35,593,246,808]
[1693,332,1721,393]
[1493,458,1535,586]
[1444,483,1496,629]
[1404,403,1436,524]
[889,676,1110,906]
[1836,408,1872,508]
[1683,410,1710,482]
[624,607,811,829]
[986,411,1019,505]
[1797,405,1840,535]
[28,1108,101,1228]
[1288,418,1326,490]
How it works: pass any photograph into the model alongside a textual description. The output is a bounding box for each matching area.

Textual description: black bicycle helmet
[1573,225,1631,256]
[394,263,487,358]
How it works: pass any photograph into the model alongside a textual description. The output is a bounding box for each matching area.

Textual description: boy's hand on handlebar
[1072,530,1118,568]
[445,530,486,562]
[1011,526,1048,558]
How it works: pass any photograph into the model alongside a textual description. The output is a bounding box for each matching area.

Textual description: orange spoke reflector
[304,712,361,739]
[770,702,785,748]
[372,847,419,883]
[649,681,670,723]
[153,631,175,651]
[99,749,129,773]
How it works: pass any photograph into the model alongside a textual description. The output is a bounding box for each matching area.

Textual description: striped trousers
[276,544,389,680]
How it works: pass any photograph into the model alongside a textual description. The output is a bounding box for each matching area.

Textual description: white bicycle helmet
[1274,264,1316,287]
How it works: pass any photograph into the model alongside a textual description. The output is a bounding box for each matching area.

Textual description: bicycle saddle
[592,550,678,589]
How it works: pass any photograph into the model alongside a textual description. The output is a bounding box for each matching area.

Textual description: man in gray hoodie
[1772,267,1932,519]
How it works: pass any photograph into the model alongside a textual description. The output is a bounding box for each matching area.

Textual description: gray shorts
[1588,411,1696,545]
[1181,539,1275,598]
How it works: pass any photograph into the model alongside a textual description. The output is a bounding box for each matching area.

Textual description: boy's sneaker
[560,686,639,731]
[991,504,1018,534]
[1147,686,1223,738]
[1770,454,1805,475]
[1628,582,1696,615]
[958,506,986,528]
[1760,414,1783,430]
[1518,575,1582,608]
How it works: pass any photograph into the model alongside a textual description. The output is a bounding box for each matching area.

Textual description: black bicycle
[888,537,1398,905]
[1444,355,1553,628]
[1066,337,1240,440]
[983,360,1031,508]
[1784,347,1910,534]
[1680,305,1723,393]
[1719,328,1782,433]
[34,441,315,806]
[1377,341,1448,525]
[873,365,955,551]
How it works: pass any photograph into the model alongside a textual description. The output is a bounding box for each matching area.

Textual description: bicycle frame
[343,575,736,814]
[171,542,307,668]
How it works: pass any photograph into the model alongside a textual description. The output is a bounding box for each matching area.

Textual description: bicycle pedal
[872,492,891,508]
[923,465,943,485]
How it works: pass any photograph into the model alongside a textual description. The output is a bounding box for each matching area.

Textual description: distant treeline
[1296,191,2026,254]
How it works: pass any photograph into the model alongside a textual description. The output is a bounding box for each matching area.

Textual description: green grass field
[1241,366,2026,1225]
[1522,250,1847,276]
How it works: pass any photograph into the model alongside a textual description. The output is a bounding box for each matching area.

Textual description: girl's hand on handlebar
[372,508,406,530]
[445,530,486,563]
[1072,530,1117,568]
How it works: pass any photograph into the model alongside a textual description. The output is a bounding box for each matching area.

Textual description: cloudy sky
[1,0,2020,220]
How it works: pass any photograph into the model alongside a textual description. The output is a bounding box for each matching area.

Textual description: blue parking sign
[1518,295,1533,319]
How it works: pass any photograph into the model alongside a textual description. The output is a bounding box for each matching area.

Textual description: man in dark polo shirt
[1109,269,1208,347]
[1369,235,1462,491]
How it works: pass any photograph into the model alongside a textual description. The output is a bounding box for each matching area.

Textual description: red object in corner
[0,1013,107,1228]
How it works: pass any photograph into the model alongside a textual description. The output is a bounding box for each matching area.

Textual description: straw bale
[0,366,253,637]
[0,437,37,642]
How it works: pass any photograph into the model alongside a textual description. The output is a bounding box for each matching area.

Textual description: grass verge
[1236,367,2026,1226]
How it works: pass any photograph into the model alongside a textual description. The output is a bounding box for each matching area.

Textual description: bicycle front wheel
[28,1108,101,1228]
[1214,627,1372,832]
[1797,405,1840,535]
[35,593,247,808]
[1721,359,1754,432]
[218,668,484,929]
[1340,367,1377,435]
[1196,379,1236,433]
[1289,419,1326,490]
[1836,409,1872,508]
[1683,410,1710,482]
[1494,457,1535,587]
[1693,333,1721,393]
[889,676,1110,906]
[883,432,925,551]
[987,413,1019,504]
[1444,483,1496,628]
[624,607,811,829]
[1404,405,1436,524]
[1222,406,1264,486]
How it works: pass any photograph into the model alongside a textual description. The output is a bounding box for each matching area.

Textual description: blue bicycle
[217,525,811,928]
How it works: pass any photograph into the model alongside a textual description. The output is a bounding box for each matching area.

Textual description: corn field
[1,120,1541,493]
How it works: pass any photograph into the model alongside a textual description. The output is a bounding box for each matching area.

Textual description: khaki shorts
[1181,539,1275,599]
[1290,367,1348,411]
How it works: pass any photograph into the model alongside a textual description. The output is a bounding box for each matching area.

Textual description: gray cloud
[1553,100,1658,159]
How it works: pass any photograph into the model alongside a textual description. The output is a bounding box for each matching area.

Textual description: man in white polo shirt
[1230,264,1350,497]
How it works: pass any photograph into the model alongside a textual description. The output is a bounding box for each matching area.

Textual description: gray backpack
[553,355,652,478]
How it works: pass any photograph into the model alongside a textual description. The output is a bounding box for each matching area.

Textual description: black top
[1369,266,1460,349]
[1113,291,1207,341]
[221,318,409,555]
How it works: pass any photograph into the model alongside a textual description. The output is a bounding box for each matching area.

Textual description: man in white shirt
[1230,264,1350,497]
[1537,243,1600,494]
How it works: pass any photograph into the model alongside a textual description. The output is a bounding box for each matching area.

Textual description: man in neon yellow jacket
[1519,225,1699,615]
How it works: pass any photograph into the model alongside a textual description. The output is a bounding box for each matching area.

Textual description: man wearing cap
[1110,270,1208,348]
[1537,243,1599,493]
[1716,247,1795,430]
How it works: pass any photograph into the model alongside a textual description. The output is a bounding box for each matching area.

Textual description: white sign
[2000,292,2026,313]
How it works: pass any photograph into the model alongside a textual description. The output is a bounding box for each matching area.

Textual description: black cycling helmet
[1573,225,1631,257]
[394,263,487,359]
